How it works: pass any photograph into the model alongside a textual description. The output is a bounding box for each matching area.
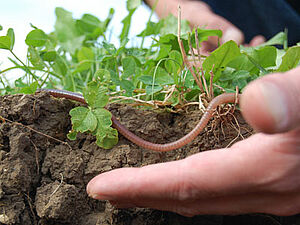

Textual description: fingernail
[88,193,101,199]
[221,27,244,44]
[258,81,289,131]
[88,192,112,200]
[87,183,111,200]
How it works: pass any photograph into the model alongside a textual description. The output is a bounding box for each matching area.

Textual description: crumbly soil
[0,92,299,225]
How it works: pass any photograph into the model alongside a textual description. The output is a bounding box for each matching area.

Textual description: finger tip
[241,81,277,133]
[86,175,105,199]
[86,172,118,200]
[221,27,244,44]
[249,35,266,46]
[86,168,139,200]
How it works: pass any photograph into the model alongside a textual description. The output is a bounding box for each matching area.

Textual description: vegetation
[0,0,299,148]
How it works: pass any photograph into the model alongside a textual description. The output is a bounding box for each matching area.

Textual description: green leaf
[55,7,78,42]
[28,46,45,69]
[94,69,111,82]
[127,0,141,10]
[25,29,48,47]
[77,47,94,61]
[250,46,277,68]
[184,70,195,89]
[165,50,183,82]
[101,56,119,83]
[0,25,2,31]
[92,108,113,127]
[120,9,135,44]
[102,41,117,55]
[187,28,222,47]
[74,47,94,73]
[19,81,39,94]
[122,56,136,78]
[69,107,97,133]
[93,108,118,149]
[139,69,174,85]
[145,85,163,95]
[120,79,135,95]
[76,13,108,40]
[67,130,77,140]
[185,89,201,101]
[77,14,102,33]
[160,14,190,36]
[7,28,15,50]
[84,81,109,108]
[152,66,174,84]
[203,40,241,80]
[52,55,68,76]
[95,126,119,149]
[138,75,154,85]
[156,34,189,60]
[0,36,12,50]
[74,60,92,73]
[219,70,250,81]
[41,51,57,62]
[104,8,115,28]
[54,7,84,54]
[227,54,255,73]
[277,46,300,72]
[137,21,163,37]
[258,32,287,47]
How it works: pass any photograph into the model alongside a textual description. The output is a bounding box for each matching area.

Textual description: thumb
[240,66,300,134]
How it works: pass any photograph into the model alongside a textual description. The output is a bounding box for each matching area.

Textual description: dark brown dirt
[0,92,299,225]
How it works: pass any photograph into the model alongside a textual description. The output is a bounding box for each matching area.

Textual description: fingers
[150,0,244,51]
[248,35,266,46]
[87,128,300,216]
[241,66,300,133]
[86,149,243,201]
[180,1,244,50]
[85,132,291,208]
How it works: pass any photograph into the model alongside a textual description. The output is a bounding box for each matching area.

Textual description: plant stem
[9,50,39,84]
[0,65,63,79]
[177,6,204,93]
[140,0,158,49]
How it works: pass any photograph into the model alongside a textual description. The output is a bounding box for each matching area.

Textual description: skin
[144,0,265,52]
[87,66,300,216]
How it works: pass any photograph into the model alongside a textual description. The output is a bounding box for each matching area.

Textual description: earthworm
[36,89,241,152]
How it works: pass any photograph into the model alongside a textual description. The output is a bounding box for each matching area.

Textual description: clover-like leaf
[122,56,136,78]
[83,81,109,108]
[0,36,11,50]
[69,107,97,133]
[67,130,77,140]
[92,108,118,149]
[95,127,119,149]
[25,29,48,47]
[127,0,141,11]
[92,108,113,127]
[277,46,300,72]
[7,28,15,50]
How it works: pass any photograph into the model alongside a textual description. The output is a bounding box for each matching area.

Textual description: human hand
[86,66,300,216]
[144,0,265,52]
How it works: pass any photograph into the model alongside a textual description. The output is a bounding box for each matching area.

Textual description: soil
[0,92,299,225]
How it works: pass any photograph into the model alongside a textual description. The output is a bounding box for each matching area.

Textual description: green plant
[67,81,118,149]
[1,0,299,149]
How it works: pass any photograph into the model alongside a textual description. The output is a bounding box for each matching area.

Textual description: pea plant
[0,0,299,149]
